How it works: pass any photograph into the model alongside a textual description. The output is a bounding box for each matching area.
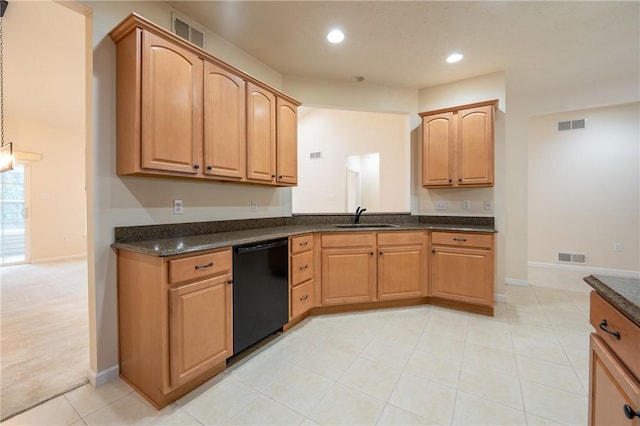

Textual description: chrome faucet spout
[354,206,367,224]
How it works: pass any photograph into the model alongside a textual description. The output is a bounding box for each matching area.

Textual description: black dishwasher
[232,238,289,355]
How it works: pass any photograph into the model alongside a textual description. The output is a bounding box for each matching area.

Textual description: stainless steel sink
[334,224,400,228]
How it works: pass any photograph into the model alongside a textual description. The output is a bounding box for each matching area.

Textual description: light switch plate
[462,200,471,210]
[250,201,258,212]
[484,200,493,211]
[435,200,447,210]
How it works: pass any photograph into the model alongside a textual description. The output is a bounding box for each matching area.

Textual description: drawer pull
[299,264,309,271]
[453,238,467,242]
[299,241,309,247]
[624,404,640,419]
[599,320,621,340]
[194,262,214,270]
[227,279,233,285]
[299,294,309,301]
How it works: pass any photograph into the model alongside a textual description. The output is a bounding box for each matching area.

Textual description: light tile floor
[3,267,593,425]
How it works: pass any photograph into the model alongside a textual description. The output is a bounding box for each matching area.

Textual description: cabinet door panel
[431,247,492,306]
[141,31,202,174]
[589,334,640,426]
[321,249,375,305]
[169,275,232,388]
[422,112,454,187]
[378,246,425,300]
[457,105,493,185]
[203,62,246,179]
[276,98,298,185]
[246,83,276,183]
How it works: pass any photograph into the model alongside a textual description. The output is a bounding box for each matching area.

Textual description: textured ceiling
[167,1,640,91]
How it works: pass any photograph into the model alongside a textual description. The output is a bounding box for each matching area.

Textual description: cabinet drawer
[322,233,375,248]
[378,231,424,246]
[590,291,640,380]
[169,249,232,284]
[291,234,313,255]
[291,250,313,286]
[291,280,314,319]
[431,231,493,249]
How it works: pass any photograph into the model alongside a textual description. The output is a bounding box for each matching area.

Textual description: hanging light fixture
[0,0,13,173]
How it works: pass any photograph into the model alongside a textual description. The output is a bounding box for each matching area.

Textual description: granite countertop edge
[584,274,640,327]
[112,223,497,257]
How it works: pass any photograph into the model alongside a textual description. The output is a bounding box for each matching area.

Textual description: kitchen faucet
[354,206,367,224]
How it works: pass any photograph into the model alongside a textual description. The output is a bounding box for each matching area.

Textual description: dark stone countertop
[584,274,640,327]
[112,222,496,258]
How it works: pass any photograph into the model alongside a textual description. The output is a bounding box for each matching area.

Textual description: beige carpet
[0,259,89,421]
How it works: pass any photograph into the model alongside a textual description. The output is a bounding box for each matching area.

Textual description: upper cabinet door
[141,31,203,174]
[276,98,298,185]
[457,105,494,186]
[422,112,455,187]
[246,83,276,183]
[203,61,246,180]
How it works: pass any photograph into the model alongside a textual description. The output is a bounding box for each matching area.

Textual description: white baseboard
[528,261,640,279]
[87,365,119,387]
[494,293,507,303]
[505,277,529,286]
[32,253,87,264]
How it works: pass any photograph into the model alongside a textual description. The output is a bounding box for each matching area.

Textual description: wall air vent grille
[558,119,587,131]
[558,252,587,264]
[171,13,205,48]
[310,152,322,159]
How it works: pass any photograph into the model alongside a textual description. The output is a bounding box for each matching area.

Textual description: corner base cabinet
[117,248,233,408]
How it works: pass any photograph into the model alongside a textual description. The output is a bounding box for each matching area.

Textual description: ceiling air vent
[558,119,587,132]
[172,12,204,48]
[558,252,587,264]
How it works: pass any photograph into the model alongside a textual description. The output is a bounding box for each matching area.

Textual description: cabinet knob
[227,279,234,285]
[624,405,640,419]
[370,252,374,256]
[278,175,283,179]
[458,178,462,182]
[193,164,200,170]
[448,179,452,183]
[300,294,309,301]
[206,165,213,171]
[271,174,276,178]
[379,252,383,255]
[432,249,436,253]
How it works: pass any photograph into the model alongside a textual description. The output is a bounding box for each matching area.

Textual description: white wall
[528,103,640,273]
[85,0,288,384]
[5,1,86,261]
[293,107,410,213]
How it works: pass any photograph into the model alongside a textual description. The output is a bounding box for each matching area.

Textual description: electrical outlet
[251,201,258,212]
[462,200,471,210]
[484,200,493,211]
[173,199,183,214]
[435,200,447,210]
[614,243,622,252]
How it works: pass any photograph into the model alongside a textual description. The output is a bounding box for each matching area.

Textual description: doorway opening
[0,162,27,264]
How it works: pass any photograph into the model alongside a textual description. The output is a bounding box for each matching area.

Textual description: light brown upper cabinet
[203,61,246,180]
[246,82,277,184]
[420,100,498,188]
[109,14,300,186]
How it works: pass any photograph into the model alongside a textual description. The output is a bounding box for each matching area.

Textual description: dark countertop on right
[584,274,640,326]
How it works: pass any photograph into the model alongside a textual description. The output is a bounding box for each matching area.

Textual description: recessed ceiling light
[446,53,464,63]
[327,29,345,44]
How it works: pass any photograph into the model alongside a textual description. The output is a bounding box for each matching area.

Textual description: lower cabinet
[321,233,377,305]
[377,232,427,300]
[289,234,315,319]
[589,334,640,425]
[588,291,640,425]
[430,231,494,309]
[169,274,232,388]
[118,247,233,408]
[320,231,427,306]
